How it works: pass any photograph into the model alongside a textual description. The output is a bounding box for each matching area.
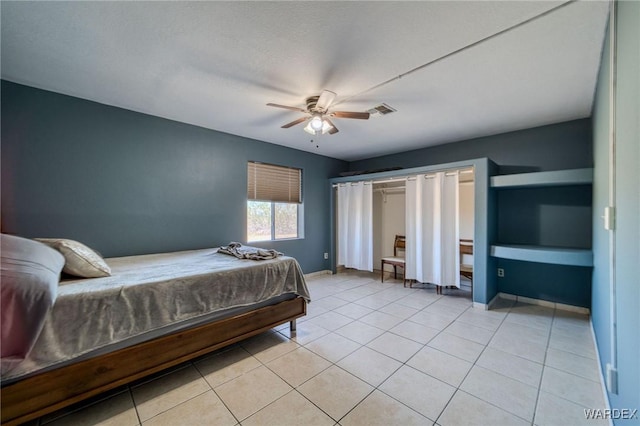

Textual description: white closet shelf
[490,168,593,188]
[491,244,593,267]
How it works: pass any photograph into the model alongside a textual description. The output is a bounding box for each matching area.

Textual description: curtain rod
[332,167,473,187]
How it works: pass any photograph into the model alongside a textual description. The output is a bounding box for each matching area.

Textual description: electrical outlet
[323,252,329,260]
[497,268,505,277]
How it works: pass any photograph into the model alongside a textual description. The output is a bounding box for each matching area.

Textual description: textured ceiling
[1,1,609,161]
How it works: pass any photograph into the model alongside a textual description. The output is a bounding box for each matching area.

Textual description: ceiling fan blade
[330,111,370,119]
[324,117,339,135]
[316,90,337,111]
[281,116,309,128]
[267,103,307,113]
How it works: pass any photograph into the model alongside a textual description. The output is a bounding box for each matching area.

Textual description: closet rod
[374,187,406,192]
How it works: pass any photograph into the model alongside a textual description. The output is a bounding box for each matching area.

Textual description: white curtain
[405,171,460,287]
[441,171,460,286]
[337,181,373,271]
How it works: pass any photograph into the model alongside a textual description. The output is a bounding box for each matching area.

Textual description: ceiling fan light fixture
[267,89,364,137]
[304,118,334,136]
[303,121,318,135]
[310,114,324,131]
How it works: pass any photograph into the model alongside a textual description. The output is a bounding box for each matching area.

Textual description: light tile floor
[39,271,608,426]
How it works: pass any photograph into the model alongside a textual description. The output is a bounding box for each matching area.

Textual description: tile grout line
[128,385,143,426]
[136,362,214,425]
[530,305,557,426]
[192,359,244,426]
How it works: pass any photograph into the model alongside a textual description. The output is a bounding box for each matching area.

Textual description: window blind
[247,161,302,203]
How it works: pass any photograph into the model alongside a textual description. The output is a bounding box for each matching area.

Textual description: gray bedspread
[3,248,309,380]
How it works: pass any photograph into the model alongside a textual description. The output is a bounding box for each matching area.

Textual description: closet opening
[334,167,475,298]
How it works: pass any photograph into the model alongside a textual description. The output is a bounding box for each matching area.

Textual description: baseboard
[499,292,518,301]
[304,270,332,279]
[498,292,590,314]
[474,292,501,310]
[473,301,488,310]
[590,319,613,426]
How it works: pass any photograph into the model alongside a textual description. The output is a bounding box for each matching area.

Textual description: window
[247,162,302,241]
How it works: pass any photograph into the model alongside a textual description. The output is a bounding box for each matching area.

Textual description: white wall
[374,190,406,274]
[459,181,475,240]
[372,191,383,270]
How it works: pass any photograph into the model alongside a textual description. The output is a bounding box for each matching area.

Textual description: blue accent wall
[349,119,592,174]
[591,12,613,412]
[496,260,592,308]
[1,80,347,273]
[497,186,592,249]
[591,1,640,421]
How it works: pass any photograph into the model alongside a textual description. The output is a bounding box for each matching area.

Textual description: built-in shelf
[491,244,593,267]
[490,168,593,189]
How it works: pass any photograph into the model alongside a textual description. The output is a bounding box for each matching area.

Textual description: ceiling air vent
[367,103,397,117]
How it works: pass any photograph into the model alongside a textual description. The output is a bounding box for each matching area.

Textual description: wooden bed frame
[1,297,306,426]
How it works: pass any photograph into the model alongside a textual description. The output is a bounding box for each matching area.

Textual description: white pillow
[35,238,111,278]
[1,234,65,373]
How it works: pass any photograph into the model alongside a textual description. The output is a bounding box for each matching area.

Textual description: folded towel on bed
[218,242,283,260]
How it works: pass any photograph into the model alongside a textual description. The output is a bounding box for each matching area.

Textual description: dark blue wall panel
[350,119,593,173]
[497,259,592,308]
[497,186,593,249]
[1,80,347,272]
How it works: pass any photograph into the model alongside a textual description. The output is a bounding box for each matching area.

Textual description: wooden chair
[460,239,473,291]
[435,240,474,295]
[381,235,406,286]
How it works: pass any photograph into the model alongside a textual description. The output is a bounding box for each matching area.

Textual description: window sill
[247,237,304,243]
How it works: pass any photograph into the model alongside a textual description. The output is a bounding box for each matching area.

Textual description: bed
[0,236,309,425]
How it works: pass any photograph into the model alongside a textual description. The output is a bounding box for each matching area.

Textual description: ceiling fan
[267,90,370,136]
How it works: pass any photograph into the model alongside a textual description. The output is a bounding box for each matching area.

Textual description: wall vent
[367,103,397,116]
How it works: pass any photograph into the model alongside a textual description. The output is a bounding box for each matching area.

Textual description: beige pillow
[35,238,111,278]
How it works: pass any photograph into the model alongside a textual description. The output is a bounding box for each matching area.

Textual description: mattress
[3,248,310,381]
